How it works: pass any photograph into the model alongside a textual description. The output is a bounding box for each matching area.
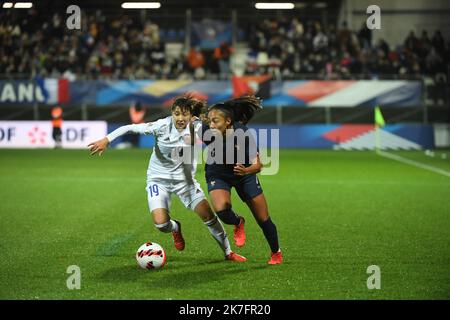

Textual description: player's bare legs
[151,208,185,251]
[192,199,216,222]
[245,193,269,223]
[193,199,246,262]
[209,189,246,247]
[151,208,171,225]
[245,194,282,265]
[209,189,232,212]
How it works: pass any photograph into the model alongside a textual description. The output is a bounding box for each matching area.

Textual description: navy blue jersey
[201,122,258,177]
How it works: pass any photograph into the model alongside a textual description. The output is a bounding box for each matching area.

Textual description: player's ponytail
[190,98,207,117]
[209,95,263,125]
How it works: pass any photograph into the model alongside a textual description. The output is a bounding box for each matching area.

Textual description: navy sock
[216,208,241,226]
[258,217,280,253]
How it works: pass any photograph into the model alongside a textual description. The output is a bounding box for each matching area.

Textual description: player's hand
[87,137,109,156]
[233,163,248,176]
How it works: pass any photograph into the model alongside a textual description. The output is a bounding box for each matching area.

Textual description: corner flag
[375,106,385,127]
[374,106,385,152]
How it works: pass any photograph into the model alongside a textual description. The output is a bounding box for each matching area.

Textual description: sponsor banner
[0,121,107,149]
[92,80,422,107]
[106,123,433,150]
[306,81,422,107]
[0,78,70,105]
[0,79,422,107]
[247,124,434,150]
[0,81,46,105]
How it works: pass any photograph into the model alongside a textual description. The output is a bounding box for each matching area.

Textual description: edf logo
[0,127,15,142]
[65,127,88,142]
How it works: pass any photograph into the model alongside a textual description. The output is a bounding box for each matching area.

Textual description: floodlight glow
[255,3,295,10]
[121,2,161,9]
[3,2,13,8]
[14,2,33,8]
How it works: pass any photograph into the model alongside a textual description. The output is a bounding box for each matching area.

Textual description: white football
[136,242,167,270]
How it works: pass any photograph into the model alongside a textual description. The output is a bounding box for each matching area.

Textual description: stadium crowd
[0,10,188,80]
[247,18,450,80]
[0,9,449,82]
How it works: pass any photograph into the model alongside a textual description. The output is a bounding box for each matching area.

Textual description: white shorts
[146,178,206,212]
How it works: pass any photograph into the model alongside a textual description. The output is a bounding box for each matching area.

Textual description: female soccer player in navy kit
[198,96,283,265]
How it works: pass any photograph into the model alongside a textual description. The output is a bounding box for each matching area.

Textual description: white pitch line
[378,151,450,178]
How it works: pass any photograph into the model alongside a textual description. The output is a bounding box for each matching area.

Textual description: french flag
[35,77,70,104]
[232,75,272,99]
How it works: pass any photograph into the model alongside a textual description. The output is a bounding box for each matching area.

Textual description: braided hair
[208,95,262,125]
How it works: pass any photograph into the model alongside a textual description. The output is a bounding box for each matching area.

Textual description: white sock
[155,220,179,233]
[170,220,179,232]
[204,215,232,256]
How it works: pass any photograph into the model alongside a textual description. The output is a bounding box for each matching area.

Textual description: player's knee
[213,202,231,213]
[201,209,216,222]
[216,207,239,225]
[155,221,172,233]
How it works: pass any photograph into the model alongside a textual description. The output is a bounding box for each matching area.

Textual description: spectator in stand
[187,46,206,79]
[214,42,233,80]
[432,30,446,54]
[338,21,352,49]
[313,28,329,53]
[405,31,420,53]
[357,22,372,49]
[426,47,443,75]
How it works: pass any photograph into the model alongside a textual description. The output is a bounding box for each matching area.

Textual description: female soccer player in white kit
[88,95,246,262]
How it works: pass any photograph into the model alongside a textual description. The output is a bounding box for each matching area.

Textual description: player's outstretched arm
[87,122,156,156]
[88,137,109,156]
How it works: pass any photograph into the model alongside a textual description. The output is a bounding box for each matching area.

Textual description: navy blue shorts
[205,172,263,202]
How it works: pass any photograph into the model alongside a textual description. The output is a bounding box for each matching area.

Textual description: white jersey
[107,117,205,211]
[106,116,201,182]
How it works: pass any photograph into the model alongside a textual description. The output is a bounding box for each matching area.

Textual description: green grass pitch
[1,149,449,299]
